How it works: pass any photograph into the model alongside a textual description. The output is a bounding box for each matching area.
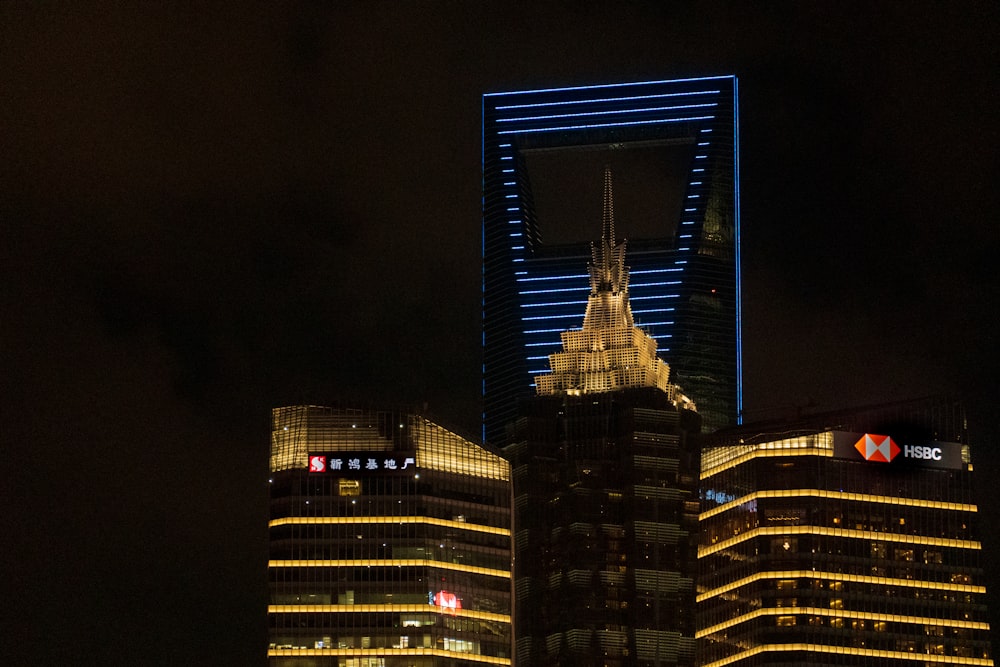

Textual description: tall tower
[698,398,993,666]
[505,186,701,666]
[483,76,740,447]
[267,405,512,666]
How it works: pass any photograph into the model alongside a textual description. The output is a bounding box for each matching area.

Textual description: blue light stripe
[632,281,682,287]
[498,115,716,135]
[521,301,587,308]
[516,274,588,282]
[521,313,581,321]
[484,75,733,97]
[631,294,679,300]
[631,268,683,275]
[497,102,718,124]
[526,342,561,347]
[493,89,721,110]
[518,287,588,295]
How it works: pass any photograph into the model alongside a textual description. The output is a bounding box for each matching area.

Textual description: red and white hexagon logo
[853,433,900,462]
[309,455,327,472]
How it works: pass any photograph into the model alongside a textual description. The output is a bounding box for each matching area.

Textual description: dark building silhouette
[483,76,740,447]
[267,405,512,666]
[697,398,993,666]
[505,194,702,666]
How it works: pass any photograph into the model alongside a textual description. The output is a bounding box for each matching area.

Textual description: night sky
[3,3,998,664]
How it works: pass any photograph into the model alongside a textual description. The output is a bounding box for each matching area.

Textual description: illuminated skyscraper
[267,405,512,667]
[483,76,740,446]
[505,202,701,666]
[698,399,993,666]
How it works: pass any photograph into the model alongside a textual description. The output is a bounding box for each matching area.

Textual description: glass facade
[506,388,701,667]
[483,76,741,446]
[698,408,993,666]
[268,406,512,667]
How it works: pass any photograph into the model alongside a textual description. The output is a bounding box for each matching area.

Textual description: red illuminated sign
[433,590,461,611]
[853,434,900,463]
[309,455,327,472]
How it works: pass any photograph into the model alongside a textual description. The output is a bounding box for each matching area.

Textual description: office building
[505,204,701,666]
[697,399,993,666]
[267,405,512,666]
[483,76,740,446]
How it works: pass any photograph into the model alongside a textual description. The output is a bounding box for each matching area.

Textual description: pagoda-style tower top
[535,168,694,409]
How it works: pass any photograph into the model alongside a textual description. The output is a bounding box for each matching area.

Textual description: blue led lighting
[522,313,581,321]
[512,245,524,250]
[687,195,700,199]
[632,281,682,287]
[515,271,527,275]
[484,75,734,97]
[497,115,716,135]
[513,258,524,262]
[508,220,521,224]
[675,260,688,265]
[521,300,587,308]
[525,341,561,347]
[700,128,713,133]
[500,156,513,160]
[635,321,674,327]
[677,247,690,251]
[526,355,549,360]
[697,142,709,146]
[516,273,588,282]
[493,88,721,111]
[518,286,588,295]
[505,194,517,199]
[681,221,694,225]
[690,181,702,186]
[502,169,514,174]
[632,308,675,314]
[695,155,707,159]
[510,233,522,237]
[497,102,718,125]
[631,294,679,300]
[499,143,512,148]
[504,182,515,186]
[693,168,705,173]
[679,234,692,239]
[631,268,682,274]
[524,327,571,334]
[506,207,519,212]
[684,208,696,212]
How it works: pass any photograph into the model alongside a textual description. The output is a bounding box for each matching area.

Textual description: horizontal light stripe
[696,570,986,602]
[269,516,510,537]
[702,446,834,476]
[700,642,993,667]
[268,647,510,665]
[699,526,981,558]
[700,488,978,520]
[697,605,991,638]
[269,603,510,624]
[697,569,987,603]
[269,560,510,579]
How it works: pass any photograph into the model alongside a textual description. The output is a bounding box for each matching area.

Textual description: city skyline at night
[3,5,997,665]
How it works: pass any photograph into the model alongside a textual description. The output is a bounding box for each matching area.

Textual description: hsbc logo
[903,445,942,461]
[853,434,944,463]
[854,434,900,462]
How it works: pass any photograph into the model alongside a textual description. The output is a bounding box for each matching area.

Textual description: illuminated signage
[833,432,963,470]
[853,434,900,462]
[307,452,417,475]
[431,590,462,611]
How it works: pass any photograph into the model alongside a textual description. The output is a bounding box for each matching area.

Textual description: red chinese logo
[853,434,900,462]
[309,455,326,472]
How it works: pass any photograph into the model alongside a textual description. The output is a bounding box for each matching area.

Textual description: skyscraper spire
[535,168,693,409]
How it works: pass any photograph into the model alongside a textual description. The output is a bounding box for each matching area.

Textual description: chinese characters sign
[308,452,417,475]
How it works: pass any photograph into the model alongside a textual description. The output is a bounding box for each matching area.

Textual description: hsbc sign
[834,432,963,470]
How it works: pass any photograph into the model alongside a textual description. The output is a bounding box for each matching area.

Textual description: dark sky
[2,3,998,664]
